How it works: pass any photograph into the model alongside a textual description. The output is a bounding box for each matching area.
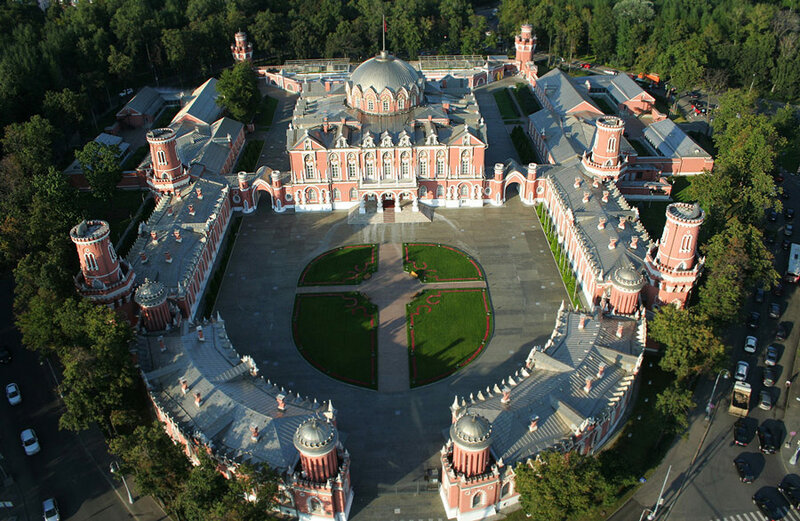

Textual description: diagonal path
[295,243,486,393]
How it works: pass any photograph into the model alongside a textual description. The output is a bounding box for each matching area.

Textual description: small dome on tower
[612,265,645,291]
[293,417,338,456]
[450,412,492,451]
[134,279,167,308]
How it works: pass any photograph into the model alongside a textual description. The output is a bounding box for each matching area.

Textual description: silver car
[5,382,21,405]
[43,497,60,521]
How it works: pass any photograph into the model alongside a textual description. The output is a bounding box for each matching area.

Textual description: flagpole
[382,15,386,52]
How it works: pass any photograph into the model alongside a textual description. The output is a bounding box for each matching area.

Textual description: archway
[381,192,396,211]
[504,182,521,202]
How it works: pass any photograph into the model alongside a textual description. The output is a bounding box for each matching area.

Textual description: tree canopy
[217,62,260,121]
[75,141,123,201]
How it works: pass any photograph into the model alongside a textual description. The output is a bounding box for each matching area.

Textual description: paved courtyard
[214,198,567,520]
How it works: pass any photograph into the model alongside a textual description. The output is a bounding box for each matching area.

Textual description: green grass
[634,201,668,238]
[153,105,180,129]
[254,96,278,130]
[565,67,592,77]
[299,245,378,286]
[671,176,692,202]
[493,89,520,120]
[236,139,263,173]
[77,189,149,245]
[591,96,616,116]
[628,139,652,157]
[510,126,541,165]
[121,146,149,171]
[202,216,243,318]
[293,293,377,389]
[402,243,483,282]
[407,289,492,386]
[535,204,581,307]
[513,83,542,115]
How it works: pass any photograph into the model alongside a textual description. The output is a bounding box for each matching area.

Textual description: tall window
[607,137,616,153]
[460,150,470,176]
[349,187,358,200]
[347,154,357,179]
[367,99,374,111]
[419,185,427,198]
[398,97,405,110]
[459,184,469,198]
[306,189,317,202]
[419,152,428,177]
[400,152,410,179]
[501,483,511,497]
[436,151,445,177]
[382,99,390,112]
[332,188,340,201]
[84,251,98,271]
[383,153,393,180]
[304,155,314,179]
[156,150,167,166]
[108,244,117,262]
[680,234,693,252]
[436,185,445,198]
[365,154,375,180]
[471,493,483,508]
[330,156,340,179]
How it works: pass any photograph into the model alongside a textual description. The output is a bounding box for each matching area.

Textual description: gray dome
[134,279,167,308]
[293,417,338,457]
[350,51,422,95]
[612,265,644,290]
[450,412,492,451]
[668,202,703,221]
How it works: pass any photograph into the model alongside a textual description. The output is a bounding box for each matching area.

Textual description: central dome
[347,51,424,115]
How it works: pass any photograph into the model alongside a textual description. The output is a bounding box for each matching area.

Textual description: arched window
[471,492,483,508]
[501,482,511,497]
[607,137,616,153]
[304,155,314,179]
[382,99,390,112]
[680,234,693,252]
[365,154,375,180]
[108,244,117,262]
[347,154,357,179]
[436,185,445,198]
[419,152,428,177]
[306,189,318,203]
[349,187,358,200]
[661,226,669,244]
[398,97,405,110]
[331,188,339,201]
[156,149,167,166]
[436,151,445,177]
[460,150,470,176]
[367,99,374,111]
[383,153,393,180]
[307,497,323,513]
[330,156,340,179]
[419,185,427,198]
[459,184,469,197]
[84,251,98,271]
[400,152,410,179]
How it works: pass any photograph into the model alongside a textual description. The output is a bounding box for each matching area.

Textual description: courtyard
[213,197,567,520]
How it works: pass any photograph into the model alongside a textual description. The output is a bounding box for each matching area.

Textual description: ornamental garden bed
[402,243,484,282]
[292,292,378,389]
[298,244,378,286]
[407,289,493,387]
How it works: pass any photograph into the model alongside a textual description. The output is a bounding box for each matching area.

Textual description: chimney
[158,335,166,352]
[578,315,587,329]
[616,322,624,338]
[592,178,601,188]
[188,204,195,216]
[618,216,626,230]
[501,387,511,404]
[167,206,174,216]
[443,102,450,113]
[276,393,286,411]
[527,163,537,179]
[582,191,590,204]
[164,251,172,264]
[602,191,609,203]
[196,187,203,200]
[323,117,329,133]
[180,378,188,394]
[140,252,148,264]
[584,377,593,393]
[250,425,259,442]
[196,325,205,342]
[529,415,540,432]
[608,237,618,250]
[150,230,158,242]
[597,363,606,379]
[494,163,504,181]
[194,392,202,407]
[597,217,607,230]
[574,177,581,189]
[174,229,182,242]
[629,236,639,249]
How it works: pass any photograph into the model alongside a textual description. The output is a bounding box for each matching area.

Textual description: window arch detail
[84,250,99,271]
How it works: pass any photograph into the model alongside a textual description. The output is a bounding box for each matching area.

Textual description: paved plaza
[214,198,567,519]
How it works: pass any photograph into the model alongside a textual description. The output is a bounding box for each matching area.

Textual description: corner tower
[581,116,627,180]
[146,128,189,196]
[231,31,253,63]
[515,24,536,66]
[70,220,136,319]
[644,203,705,308]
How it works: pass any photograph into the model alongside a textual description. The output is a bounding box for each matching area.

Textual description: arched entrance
[504,182,521,202]
[381,192,397,212]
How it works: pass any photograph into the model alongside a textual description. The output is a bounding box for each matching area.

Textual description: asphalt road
[0,276,170,521]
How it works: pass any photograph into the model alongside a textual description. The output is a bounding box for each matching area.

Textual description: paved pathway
[474,77,522,166]
[295,243,487,393]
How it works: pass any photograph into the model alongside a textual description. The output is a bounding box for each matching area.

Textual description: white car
[21,428,40,455]
[5,382,21,405]
[735,361,749,382]
[744,336,758,354]
[43,497,60,521]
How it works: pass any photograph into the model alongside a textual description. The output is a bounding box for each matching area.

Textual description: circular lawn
[298,244,378,286]
[292,292,378,389]
[407,288,493,387]
[402,243,484,282]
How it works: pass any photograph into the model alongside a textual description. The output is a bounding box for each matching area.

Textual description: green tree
[75,141,123,201]
[649,306,727,381]
[43,88,88,143]
[656,383,695,430]
[217,62,260,121]
[2,115,58,176]
[588,0,615,63]
[248,10,283,59]
[516,451,613,521]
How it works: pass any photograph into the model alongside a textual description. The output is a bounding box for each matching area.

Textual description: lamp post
[110,461,134,504]
[638,465,672,520]
[706,369,730,419]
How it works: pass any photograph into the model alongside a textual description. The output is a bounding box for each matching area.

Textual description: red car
[581,63,591,69]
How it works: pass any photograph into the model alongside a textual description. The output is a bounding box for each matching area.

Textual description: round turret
[294,417,338,457]
[134,279,167,308]
[450,412,492,451]
[611,266,645,292]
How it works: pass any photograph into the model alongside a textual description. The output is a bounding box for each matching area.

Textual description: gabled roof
[643,118,710,159]
[174,78,222,126]
[537,69,602,115]
[117,86,164,117]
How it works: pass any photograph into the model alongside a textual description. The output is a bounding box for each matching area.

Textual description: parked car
[734,419,751,446]
[786,207,795,220]
[755,288,765,303]
[769,209,779,222]
[735,361,750,382]
[763,366,776,387]
[748,311,761,329]
[21,428,40,455]
[5,382,21,405]
[776,323,789,341]
[758,425,778,453]
[775,172,785,183]
[753,491,781,521]
[0,345,10,364]
[42,497,60,521]
[765,345,779,366]
[784,239,792,250]
[780,477,800,509]
[734,457,755,483]
[769,302,781,319]
[786,224,794,236]
[744,335,758,353]
[759,389,774,410]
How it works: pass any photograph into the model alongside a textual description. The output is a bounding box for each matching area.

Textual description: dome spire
[382,14,386,53]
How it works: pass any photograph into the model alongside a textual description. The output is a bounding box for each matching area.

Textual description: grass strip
[298,245,378,286]
[535,203,580,307]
